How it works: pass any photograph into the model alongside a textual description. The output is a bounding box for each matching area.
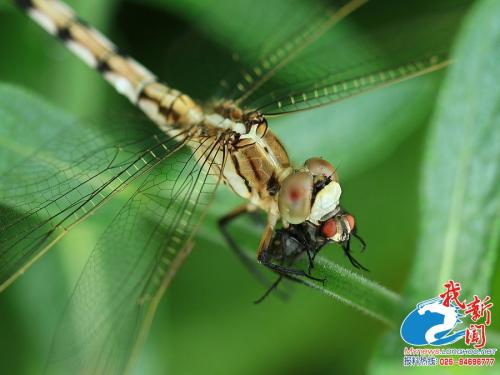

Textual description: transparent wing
[129,0,470,113]
[228,0,472,115]
[45,135,225,374]
[0,118,190,291]
[169,0,470,114]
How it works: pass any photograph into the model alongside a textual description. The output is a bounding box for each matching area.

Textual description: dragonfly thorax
[209,109,292,216]
[210,105,345,228]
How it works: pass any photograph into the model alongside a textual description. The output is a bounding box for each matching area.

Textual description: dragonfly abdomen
[138,83,204,131]
[14,0,205,131]
[15,1,155,100]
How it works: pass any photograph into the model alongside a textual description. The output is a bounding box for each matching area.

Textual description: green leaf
[407,0,500,300]
[370,0,500,372]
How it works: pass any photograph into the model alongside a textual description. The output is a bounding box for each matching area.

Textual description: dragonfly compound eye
[278,172,313,224]
[305,157,339,182]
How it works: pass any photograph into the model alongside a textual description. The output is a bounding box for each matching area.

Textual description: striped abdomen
[14,0,204,132]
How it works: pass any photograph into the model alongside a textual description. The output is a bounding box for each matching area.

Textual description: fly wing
[0,113,190,291]
[44,136,225,374]
[198,0,472,115]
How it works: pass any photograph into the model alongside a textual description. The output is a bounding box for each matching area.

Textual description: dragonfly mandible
[0,0,470,373]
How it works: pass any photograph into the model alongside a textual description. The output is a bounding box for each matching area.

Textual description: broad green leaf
[408,4,500,301]
[371,0,500,373]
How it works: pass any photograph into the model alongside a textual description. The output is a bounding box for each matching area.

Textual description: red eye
[321,219,337,238]
[345,215,355,231]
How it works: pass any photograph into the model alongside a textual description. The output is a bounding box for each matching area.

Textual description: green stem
[297,256,405,327]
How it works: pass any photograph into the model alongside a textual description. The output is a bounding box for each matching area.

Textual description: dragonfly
[0,0,470,373]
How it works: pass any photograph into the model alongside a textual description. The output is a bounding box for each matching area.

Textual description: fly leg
[255,245,316,304]
[305,249,315,275]
[287,227,315,275]
[258,256,326,283]
[342,239,369,271]
[219,205,286,293]
[257,221,326,284]
[254,229,297,304]
[351,231,367,251]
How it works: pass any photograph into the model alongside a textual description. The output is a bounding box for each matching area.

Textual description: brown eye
[278,172,313,224]
[305,157,338,182]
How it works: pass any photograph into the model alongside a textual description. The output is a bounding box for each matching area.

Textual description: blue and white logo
[400,297,466,346]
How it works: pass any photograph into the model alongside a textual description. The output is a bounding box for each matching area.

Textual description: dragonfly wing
[151,0,360,101]
[45,135,225,374]
[0,115,190,291]
[206,0,471,115]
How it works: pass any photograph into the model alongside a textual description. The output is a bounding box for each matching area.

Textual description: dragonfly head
[278,157,340,225]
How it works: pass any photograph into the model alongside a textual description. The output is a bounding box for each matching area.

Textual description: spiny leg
[342,239,369,271]
[286,226,316,274]
[305,248,315,274]
[254,274,284,304]
[351,231,367,251]
[258,257,326,283]
[257,222,326,284]
[254,236,296,304]
[218,205,288,298]
[254,249,314,304]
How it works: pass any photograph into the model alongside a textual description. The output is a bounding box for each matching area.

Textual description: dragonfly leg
[248,210,266,228]
[254,274,284,304]
[254,252,312,304]
[257,222,326,284]
[218,205,287,294]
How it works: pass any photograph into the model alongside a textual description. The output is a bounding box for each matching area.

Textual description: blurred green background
[0,0,498,374]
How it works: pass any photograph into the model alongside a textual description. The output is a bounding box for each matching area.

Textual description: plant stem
[297,256,405,327]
